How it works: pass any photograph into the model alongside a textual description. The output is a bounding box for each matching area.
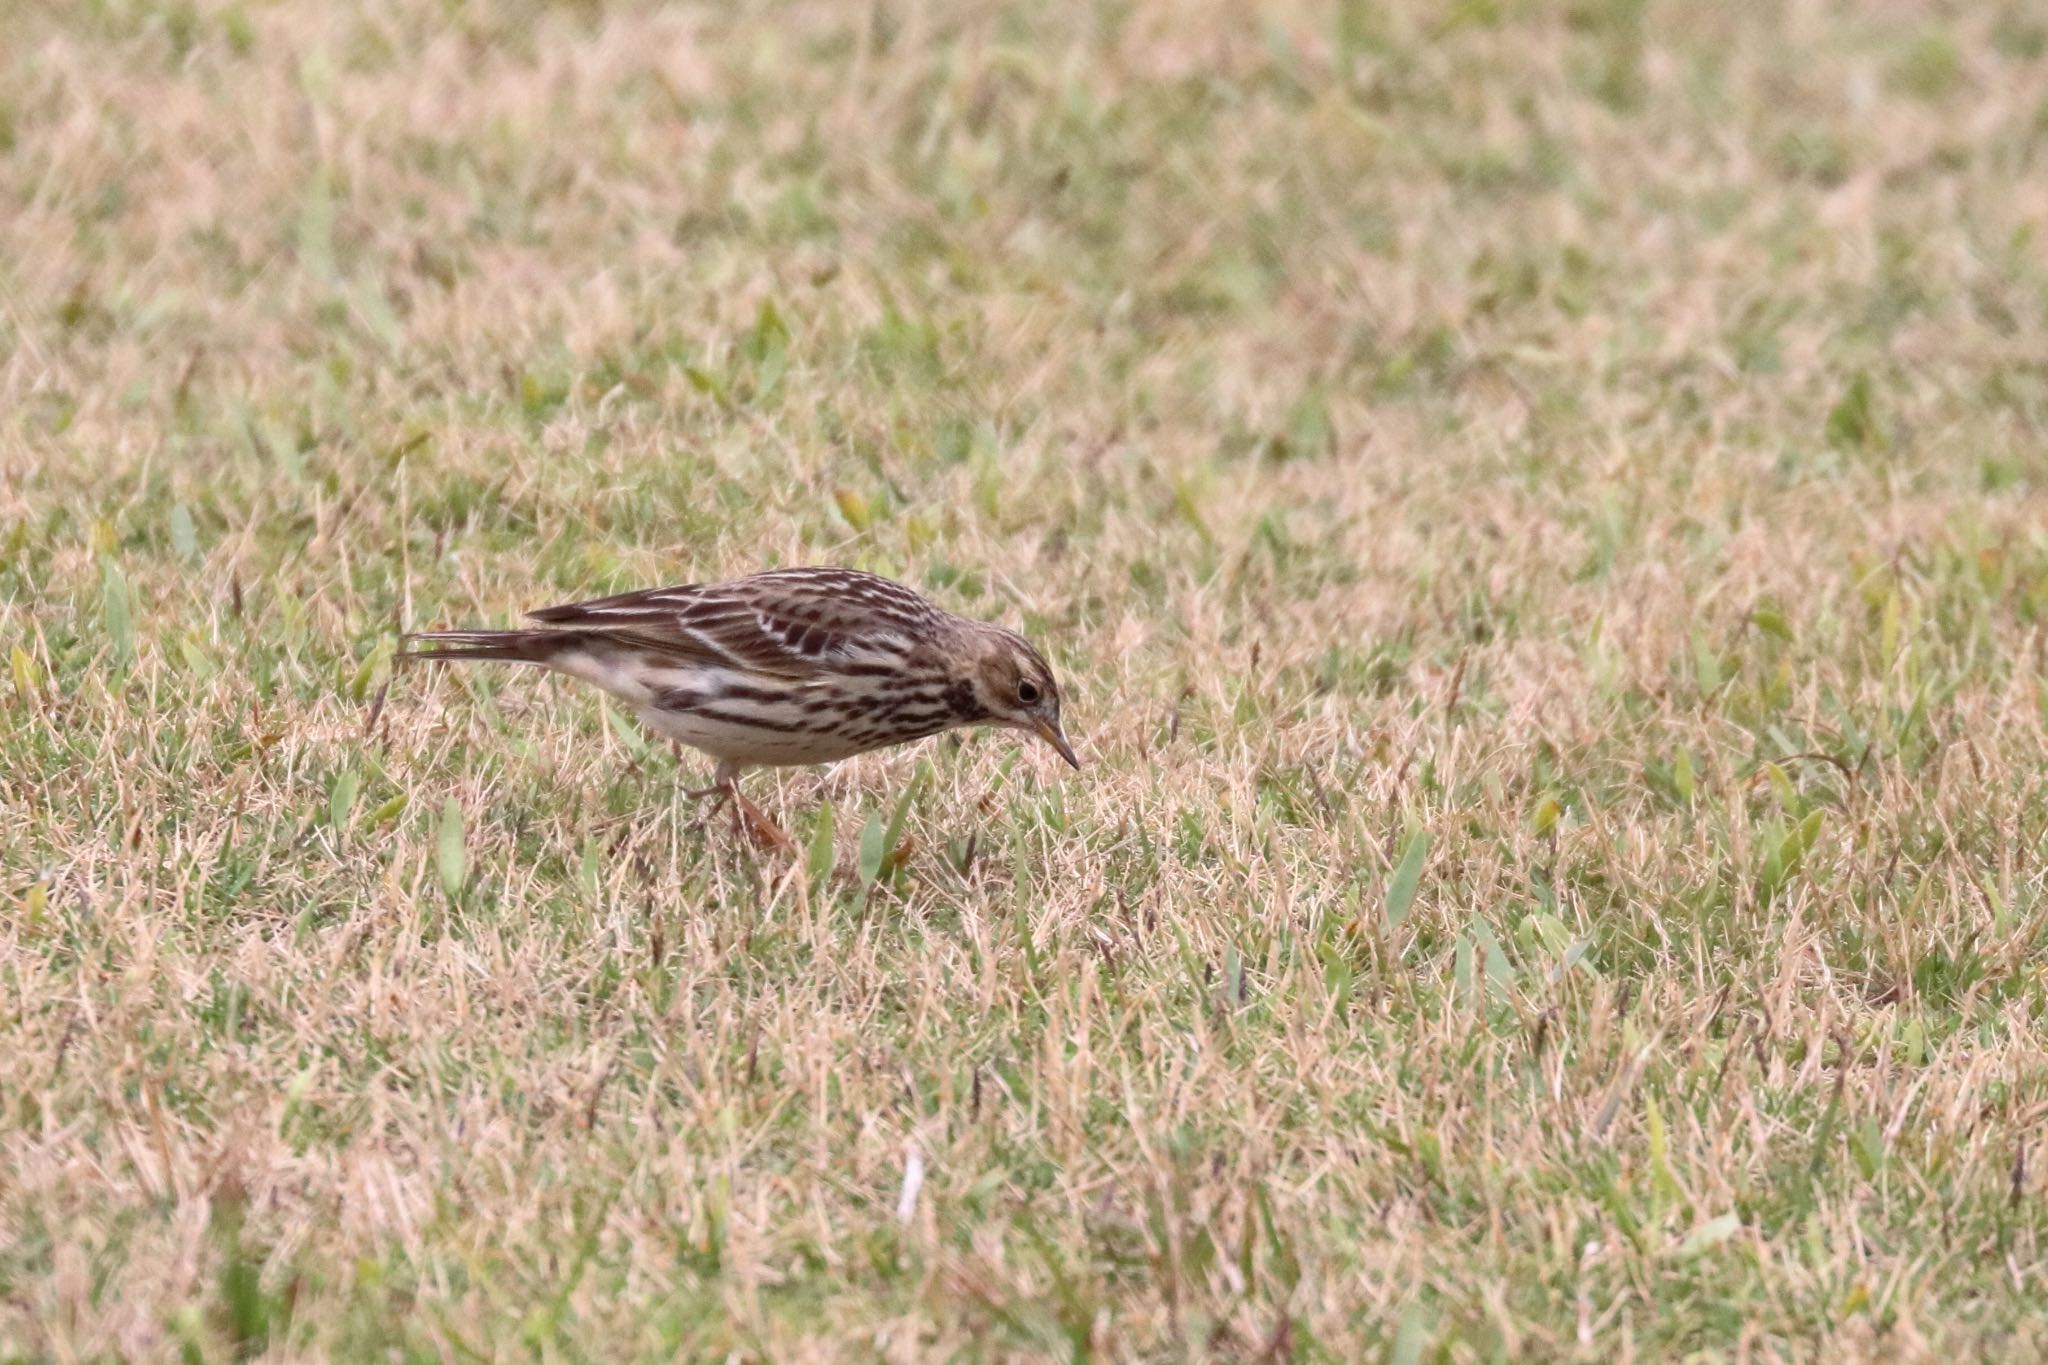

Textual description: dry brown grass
[7,0,2048,1358]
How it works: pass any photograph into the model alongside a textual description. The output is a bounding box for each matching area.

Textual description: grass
[6,0,2048,1357]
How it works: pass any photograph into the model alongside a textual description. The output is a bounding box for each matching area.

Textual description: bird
[401,566,1079,845]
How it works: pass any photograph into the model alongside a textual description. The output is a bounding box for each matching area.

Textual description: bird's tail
[398,629,573,664]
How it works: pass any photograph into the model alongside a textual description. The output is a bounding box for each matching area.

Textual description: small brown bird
[402,567,1078,841]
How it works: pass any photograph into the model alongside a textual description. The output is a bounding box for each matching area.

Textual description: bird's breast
[632,667,973,767]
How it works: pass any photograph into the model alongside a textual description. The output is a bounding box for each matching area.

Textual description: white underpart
[534,648,888,768]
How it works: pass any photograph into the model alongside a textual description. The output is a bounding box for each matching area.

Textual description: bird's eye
[1017,680,1041,705]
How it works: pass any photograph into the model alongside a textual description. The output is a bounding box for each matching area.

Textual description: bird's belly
[633,704,870,768]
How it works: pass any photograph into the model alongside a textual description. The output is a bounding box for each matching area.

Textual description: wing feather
[525,568,943,677]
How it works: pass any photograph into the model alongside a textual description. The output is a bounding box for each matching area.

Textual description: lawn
[6,0,2048,1358]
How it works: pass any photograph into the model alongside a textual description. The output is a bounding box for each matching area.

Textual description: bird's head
[969,627,1079,769]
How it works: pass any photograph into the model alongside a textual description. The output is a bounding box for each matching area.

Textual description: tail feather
[399,629,569,664]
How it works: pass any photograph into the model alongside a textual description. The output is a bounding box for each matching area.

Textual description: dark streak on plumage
[688,705,814,733]
[944,678,985,723]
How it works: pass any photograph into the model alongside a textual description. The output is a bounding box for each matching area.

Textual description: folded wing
[526,567,941,677]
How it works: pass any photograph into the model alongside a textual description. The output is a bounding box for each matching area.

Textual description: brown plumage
[402,567,1078,841]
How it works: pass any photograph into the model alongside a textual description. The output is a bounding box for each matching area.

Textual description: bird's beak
[1032,717,1081,770]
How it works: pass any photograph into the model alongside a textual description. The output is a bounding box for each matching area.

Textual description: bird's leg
[682,762,794,853]
[683,759,740,834]
[720,768,795,855]
[683,759,741,805]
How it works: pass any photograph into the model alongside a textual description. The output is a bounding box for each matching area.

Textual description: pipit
[402,567,1079,844]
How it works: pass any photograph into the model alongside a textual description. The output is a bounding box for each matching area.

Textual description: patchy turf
[6,0,2048,1358]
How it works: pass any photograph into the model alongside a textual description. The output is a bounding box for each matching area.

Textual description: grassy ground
[5,0,2048,1358]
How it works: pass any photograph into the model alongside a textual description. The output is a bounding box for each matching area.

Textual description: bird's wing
[526,568,942,677]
